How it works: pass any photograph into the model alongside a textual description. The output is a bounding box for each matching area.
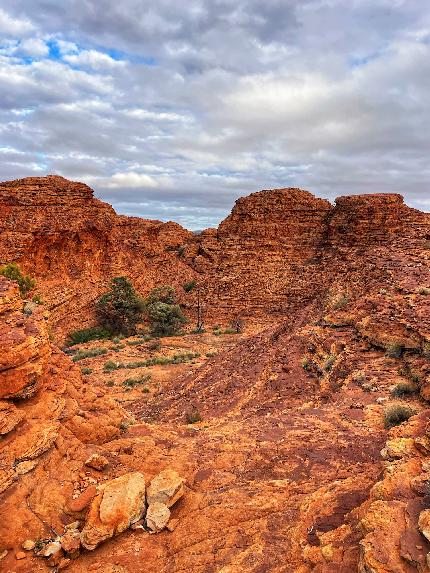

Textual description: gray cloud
[0,1,429,228]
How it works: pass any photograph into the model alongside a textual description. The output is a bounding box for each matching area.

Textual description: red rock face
[1,176,430,573]
[0,176,195,340]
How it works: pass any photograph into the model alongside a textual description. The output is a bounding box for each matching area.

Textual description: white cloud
[64,49,125,70]
[0,8,33,37]
[93,171,163,189]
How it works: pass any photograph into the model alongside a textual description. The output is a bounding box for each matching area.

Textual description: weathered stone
[85,453,109,471]
[80,472,146,550]
[147,469,185,507]
[146,502,171,533]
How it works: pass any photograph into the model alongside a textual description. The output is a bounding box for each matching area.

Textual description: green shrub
[183,279,196,292]
[206,351,217,358]
[96,277,144,335]
[301,357,310,370]
[80,367,93,375]
[0,262,35,297]
[67,327,112,346]
[106,380,115,387]
[72,348,108,362]
[384,404,416,429]
[324,355,336,371]
[32,294,43,305]
[144,286,187,337]
[390,382,417,397]
[122,374,151,388]
[104,360,120,371]
[223,328,237,334]
[385,341,404,358]
[127,339,143,346]
[177,245,185,257]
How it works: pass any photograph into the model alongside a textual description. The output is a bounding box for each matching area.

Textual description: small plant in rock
[106,380,115,387]
[390,382,417,397]
[32,294,43,304]
[324,355,336,372]
[385,341,404,359]
[80,367,93,375]
[0,262,35,297]
[384,404,416,429]
[352,370,366,384]
[177,245,185,257]
[185,406,202,424]
[301,357,310,371]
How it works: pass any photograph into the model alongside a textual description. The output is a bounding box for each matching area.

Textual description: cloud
[0,8,33,37]
[0,1,429,229]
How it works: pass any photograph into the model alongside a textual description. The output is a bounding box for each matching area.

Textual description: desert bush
[390,382,417,397]
[127,339,143,346]
[122,373,151,387]
[302,356,310,370]
[183,279,196,292]
[72,348,108,362]
[67,327,112,346]
[32,294,43,304]
[384,404,416,429]
[104,360,120,371]
[416,286,430,295]
[144,286,186,337]
[96,277,144,335]
[223,328,237,334]
[0,262,35,297]
[324,355,336,371]
[177,245,185,257]
[80,367,93,375]
[385,341,404,358]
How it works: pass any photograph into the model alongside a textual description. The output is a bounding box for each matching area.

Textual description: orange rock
[67,485,98,513]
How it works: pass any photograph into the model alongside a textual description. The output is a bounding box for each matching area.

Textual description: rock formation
[0,175,430,572]
[0,175,195,340]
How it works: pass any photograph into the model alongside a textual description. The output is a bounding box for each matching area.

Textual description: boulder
[147,469,185,508]
[146,502,171,533]
[80,472,146,550]
[85,453,109,471]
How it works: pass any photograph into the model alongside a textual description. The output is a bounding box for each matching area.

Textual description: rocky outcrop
[0,175,195,340]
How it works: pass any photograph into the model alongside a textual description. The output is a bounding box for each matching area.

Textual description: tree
[183,279,204,332]
[0,262,35,297]
[144,285,187,336]
[96,277,144,335]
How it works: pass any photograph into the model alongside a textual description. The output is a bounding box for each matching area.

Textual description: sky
[0,1,429,229]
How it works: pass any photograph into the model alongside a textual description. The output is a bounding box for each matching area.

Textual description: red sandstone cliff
[0,175,196,339]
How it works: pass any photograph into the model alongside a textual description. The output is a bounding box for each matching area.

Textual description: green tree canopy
[96,277,144,335]
[144,285,186,336]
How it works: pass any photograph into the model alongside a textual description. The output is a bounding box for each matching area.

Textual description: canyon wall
[1,175,429,340]
[0,176,195,339]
